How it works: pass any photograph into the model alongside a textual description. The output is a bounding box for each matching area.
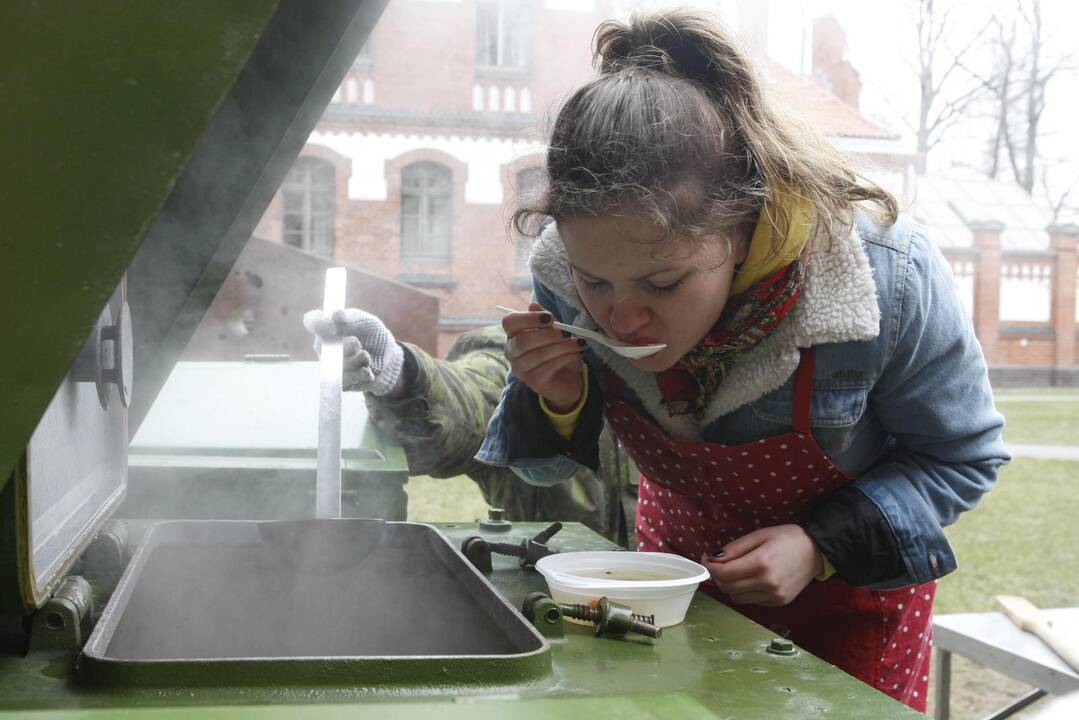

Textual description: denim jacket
[477,212,1010,589]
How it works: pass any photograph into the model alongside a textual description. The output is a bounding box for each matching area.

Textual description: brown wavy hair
[514,8,897,262]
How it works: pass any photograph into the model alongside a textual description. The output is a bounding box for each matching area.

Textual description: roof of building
[766,61,899,141]
[911,173,1054,251]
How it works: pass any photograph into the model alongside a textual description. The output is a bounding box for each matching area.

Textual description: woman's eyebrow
[569,263,683,282]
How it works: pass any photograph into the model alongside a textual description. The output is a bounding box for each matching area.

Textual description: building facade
[246,0,1079,382]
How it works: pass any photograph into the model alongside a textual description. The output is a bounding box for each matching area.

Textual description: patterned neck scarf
[656,260,805,415]
[654,196,812,416]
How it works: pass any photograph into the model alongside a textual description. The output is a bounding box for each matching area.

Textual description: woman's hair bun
[594,10,745,87]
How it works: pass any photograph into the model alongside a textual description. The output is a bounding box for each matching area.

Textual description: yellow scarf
[730,196,812,296]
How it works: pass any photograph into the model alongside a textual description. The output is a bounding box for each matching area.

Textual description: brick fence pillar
[971,220,1004,364]
[1049,223,1079,368]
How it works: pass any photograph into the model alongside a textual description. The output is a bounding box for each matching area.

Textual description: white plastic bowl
[534,551,709,628]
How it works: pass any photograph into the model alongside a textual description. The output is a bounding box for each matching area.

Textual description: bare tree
[1016,0,1057,193]
[981,15,1017,180]
[977,0,1075,193]
[1042,166,1079,226]
[900,0,992,170]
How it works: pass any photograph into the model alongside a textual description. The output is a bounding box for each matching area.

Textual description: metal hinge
[28,576,94,654]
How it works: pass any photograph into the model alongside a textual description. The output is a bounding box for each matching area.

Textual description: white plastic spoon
[495,305,667,359]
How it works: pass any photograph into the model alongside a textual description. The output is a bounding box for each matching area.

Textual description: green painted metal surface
[0,523,924,718]
[0,0,279,485]
[7,694,722,720]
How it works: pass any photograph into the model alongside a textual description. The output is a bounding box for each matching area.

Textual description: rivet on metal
[766,637,797,656]
[478,507,513,533]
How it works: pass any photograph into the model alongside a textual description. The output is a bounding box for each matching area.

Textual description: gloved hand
[302,308,405,395]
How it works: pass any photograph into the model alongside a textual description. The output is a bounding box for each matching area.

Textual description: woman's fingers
[501,305,555,337]
[705,558,762,586]
[702,525,820,608]
[506,325,572,358]
[716,528,769,561]
[501,302,584,408]
[715,575,775,596]
[508,329,580,363]
[526,345,583,386]
[512,337,582,373]
[514,339,584,406]
[701,530,774,588]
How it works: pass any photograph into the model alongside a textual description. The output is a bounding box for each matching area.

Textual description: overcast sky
[767,0,1078,209]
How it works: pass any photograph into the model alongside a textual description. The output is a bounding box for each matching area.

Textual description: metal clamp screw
[560,597,662,639]
[462,521,563,571]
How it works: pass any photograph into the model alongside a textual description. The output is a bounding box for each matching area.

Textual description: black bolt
[532,522,563,544]
[486,541,524,558]
[485,522,563,568]
[767,637,797,655]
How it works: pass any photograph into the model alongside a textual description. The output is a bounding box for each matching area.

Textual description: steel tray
[81,519,549,687]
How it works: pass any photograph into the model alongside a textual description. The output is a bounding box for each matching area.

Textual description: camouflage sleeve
[364,325,509,479]
[365,325,638,546]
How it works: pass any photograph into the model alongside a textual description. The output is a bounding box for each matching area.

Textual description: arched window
[514,166,545,271]
[401,162,452,260]
[282,157,335,257]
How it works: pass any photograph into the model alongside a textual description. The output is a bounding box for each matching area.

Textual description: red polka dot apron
[604,348,935,711]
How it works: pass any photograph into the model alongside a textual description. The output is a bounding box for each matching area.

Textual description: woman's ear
[733,238,750,265]
[731,224,753,265]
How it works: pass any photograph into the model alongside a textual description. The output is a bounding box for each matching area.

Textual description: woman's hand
[502,303,585,411]
[701,524,824,606]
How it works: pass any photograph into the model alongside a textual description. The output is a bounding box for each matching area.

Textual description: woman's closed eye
[646,277,686,295]
[578,275,609,291]
[574,269,688,295]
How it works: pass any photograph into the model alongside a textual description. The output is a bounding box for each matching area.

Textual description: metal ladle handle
[315,268,346,519]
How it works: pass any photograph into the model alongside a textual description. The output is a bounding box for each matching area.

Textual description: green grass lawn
[997,399,1079,445]
[405,474,489,523]
[925,457,1079,718]
[994,387,1079,398]
[937,459,1079,614]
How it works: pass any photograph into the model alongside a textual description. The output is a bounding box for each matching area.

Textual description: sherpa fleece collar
[528,221,881,442]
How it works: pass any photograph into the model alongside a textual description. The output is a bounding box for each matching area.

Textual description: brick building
[239,0,1078,383]
[249,0,912,355]
[914,173,1079,384]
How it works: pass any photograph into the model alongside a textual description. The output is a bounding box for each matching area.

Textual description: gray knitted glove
[302,308,405,396]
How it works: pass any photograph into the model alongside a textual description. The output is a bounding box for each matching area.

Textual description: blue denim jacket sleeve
[475,279,594,487]
[855,222,1010,589]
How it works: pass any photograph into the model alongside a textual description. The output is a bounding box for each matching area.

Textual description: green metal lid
[0,0,387,486]
[0,0,388,612]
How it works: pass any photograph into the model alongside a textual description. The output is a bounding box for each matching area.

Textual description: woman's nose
[609,298,650,336]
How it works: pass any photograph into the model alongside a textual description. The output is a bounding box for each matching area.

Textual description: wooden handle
[997,595,1079,673]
